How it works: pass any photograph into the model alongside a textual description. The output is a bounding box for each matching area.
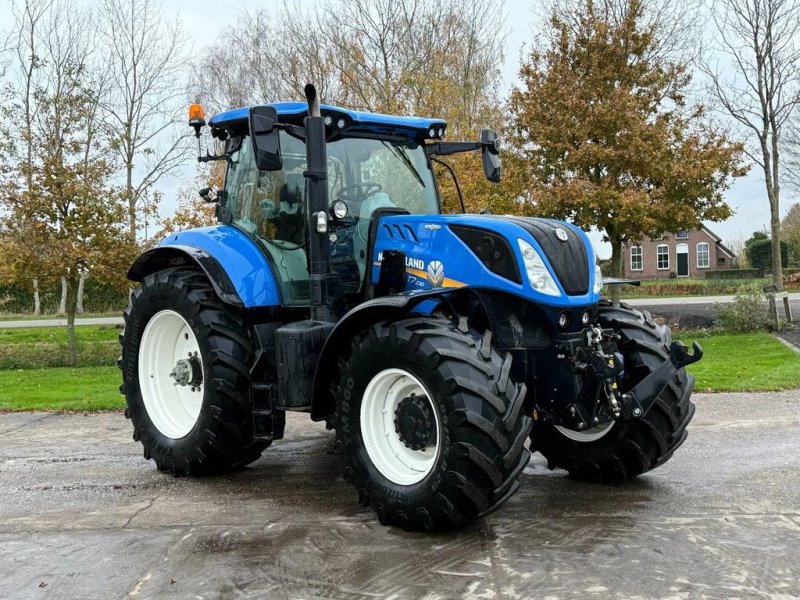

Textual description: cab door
[223,134,311,305]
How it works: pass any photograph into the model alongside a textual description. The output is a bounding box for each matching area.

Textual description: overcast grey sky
[1,0,790,256]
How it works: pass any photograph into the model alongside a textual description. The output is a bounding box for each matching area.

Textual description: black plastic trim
[127,245,243,307]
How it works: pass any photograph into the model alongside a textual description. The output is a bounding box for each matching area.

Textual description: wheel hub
[394,395,435,450]
[170,355,202,388]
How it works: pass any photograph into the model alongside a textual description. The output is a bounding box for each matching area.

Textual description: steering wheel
[336,182,383,205]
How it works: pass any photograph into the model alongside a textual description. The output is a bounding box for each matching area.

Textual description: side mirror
[481,129,501,183]
[249,106,282,171]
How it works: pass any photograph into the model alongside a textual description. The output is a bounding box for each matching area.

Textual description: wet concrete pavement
[1,392,799,599]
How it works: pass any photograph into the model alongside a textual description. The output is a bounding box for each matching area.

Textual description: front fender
[310,285,600,421]
[309,288,450,421]
[128,226,281,308]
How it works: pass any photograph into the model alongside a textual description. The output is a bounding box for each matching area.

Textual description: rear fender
[127,226,281,308]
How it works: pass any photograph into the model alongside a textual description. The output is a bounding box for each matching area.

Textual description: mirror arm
[430,156,465,214]
[426,141,482,156]
[197,151,229,163]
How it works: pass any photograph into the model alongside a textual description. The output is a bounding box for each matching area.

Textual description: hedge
[0,280,129,315]
[746,239,789,272]
[705,269,762,280]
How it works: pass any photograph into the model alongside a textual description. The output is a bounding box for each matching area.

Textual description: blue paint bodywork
[152,213,599,312]
[208,102,447,140]
[370,214,601,309]
[159,226,280,308]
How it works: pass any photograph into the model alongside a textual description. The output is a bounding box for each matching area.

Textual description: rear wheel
[120,267,268,475]
[530,301,695,482]
[334,316,532,530]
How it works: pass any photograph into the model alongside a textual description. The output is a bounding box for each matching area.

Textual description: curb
[772,333,800,355]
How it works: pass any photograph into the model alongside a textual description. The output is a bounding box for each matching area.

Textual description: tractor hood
[370,213,602,307]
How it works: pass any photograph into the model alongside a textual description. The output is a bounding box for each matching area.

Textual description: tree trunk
[770,113,784,291]
[65,272,79,366]
[770,199,783,290]
[32,278,41,316]
[127,149,136,240]
[76,273,86,314]
[609,235,623,305]
[59,276,67,315]
[761,134,783,291]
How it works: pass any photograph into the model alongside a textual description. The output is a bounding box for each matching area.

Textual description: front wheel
[529,302,696,482]
[120,267,268,475]
[334,317,532,531]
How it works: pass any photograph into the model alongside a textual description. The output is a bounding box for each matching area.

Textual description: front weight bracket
[621,341,703,419]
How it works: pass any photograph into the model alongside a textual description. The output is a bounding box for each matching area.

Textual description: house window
[630,246,643,271]
[697,242,710,268]
[676,229,689,240]
[718,257,726,265]
[657,244,669,270]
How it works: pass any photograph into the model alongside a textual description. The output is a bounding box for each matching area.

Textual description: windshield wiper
[381,141,425,188]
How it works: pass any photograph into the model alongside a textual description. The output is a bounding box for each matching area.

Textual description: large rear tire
[120,267,268,475]
[334,316,532,530]
[529,301,695,482]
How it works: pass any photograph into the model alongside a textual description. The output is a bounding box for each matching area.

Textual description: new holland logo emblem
[554,228,569,242]
[427,260,445,287]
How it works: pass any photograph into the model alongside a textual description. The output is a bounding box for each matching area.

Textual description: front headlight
[517,238,560,296]
[593,264,603,294]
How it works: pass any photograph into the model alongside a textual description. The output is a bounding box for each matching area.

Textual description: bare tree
[190,7,341,113]
[704,0,800,289]
[192,0,506,132]
[0,9,15,78]
[100,0,190,241]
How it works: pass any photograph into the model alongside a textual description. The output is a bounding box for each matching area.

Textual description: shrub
[705,269,761,280]
[746,238,789,273]
[715,286,770,333]
[0,280,128,315]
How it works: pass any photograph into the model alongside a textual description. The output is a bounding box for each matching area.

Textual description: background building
[622,226,735,279]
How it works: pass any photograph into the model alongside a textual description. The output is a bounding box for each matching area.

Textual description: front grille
[450,225,522,284]
[499,217,589,295]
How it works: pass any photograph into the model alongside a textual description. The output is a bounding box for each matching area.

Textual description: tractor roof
[208,102,447,141]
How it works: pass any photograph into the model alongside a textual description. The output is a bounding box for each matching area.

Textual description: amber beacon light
[189,103,206,137]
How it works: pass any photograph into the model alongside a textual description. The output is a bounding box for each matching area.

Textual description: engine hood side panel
[370,214,601,308]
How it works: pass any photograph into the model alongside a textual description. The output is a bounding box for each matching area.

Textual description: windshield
[224,132,439,304]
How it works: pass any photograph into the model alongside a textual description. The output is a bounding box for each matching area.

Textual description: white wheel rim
[555,420,615,442]
[138,309,204,439]
[360,368,440,485]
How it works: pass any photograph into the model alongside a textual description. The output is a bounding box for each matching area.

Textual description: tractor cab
[199,101,500,309]
[206,103,449,306]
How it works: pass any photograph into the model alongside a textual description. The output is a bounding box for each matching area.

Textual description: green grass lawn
[0,331,796,412]
[676,332,800,392]
[0,325,120,369]
[0,366,123,411]
[0,311,118,322]
[0,325,119,344]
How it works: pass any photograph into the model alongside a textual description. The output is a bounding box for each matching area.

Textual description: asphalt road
[2,392,799,599]
[626,294,800,328]
[0,316,123,328]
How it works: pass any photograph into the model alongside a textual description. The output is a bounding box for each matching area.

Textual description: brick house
[622,226,735,279]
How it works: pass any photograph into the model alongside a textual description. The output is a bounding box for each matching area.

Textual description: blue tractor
[120,86,701,530]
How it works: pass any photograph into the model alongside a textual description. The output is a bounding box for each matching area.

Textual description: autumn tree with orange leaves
[507,0,747,301]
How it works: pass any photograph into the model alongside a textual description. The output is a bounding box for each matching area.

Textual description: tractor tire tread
[335,316,531,531]
[119,267,269,476]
